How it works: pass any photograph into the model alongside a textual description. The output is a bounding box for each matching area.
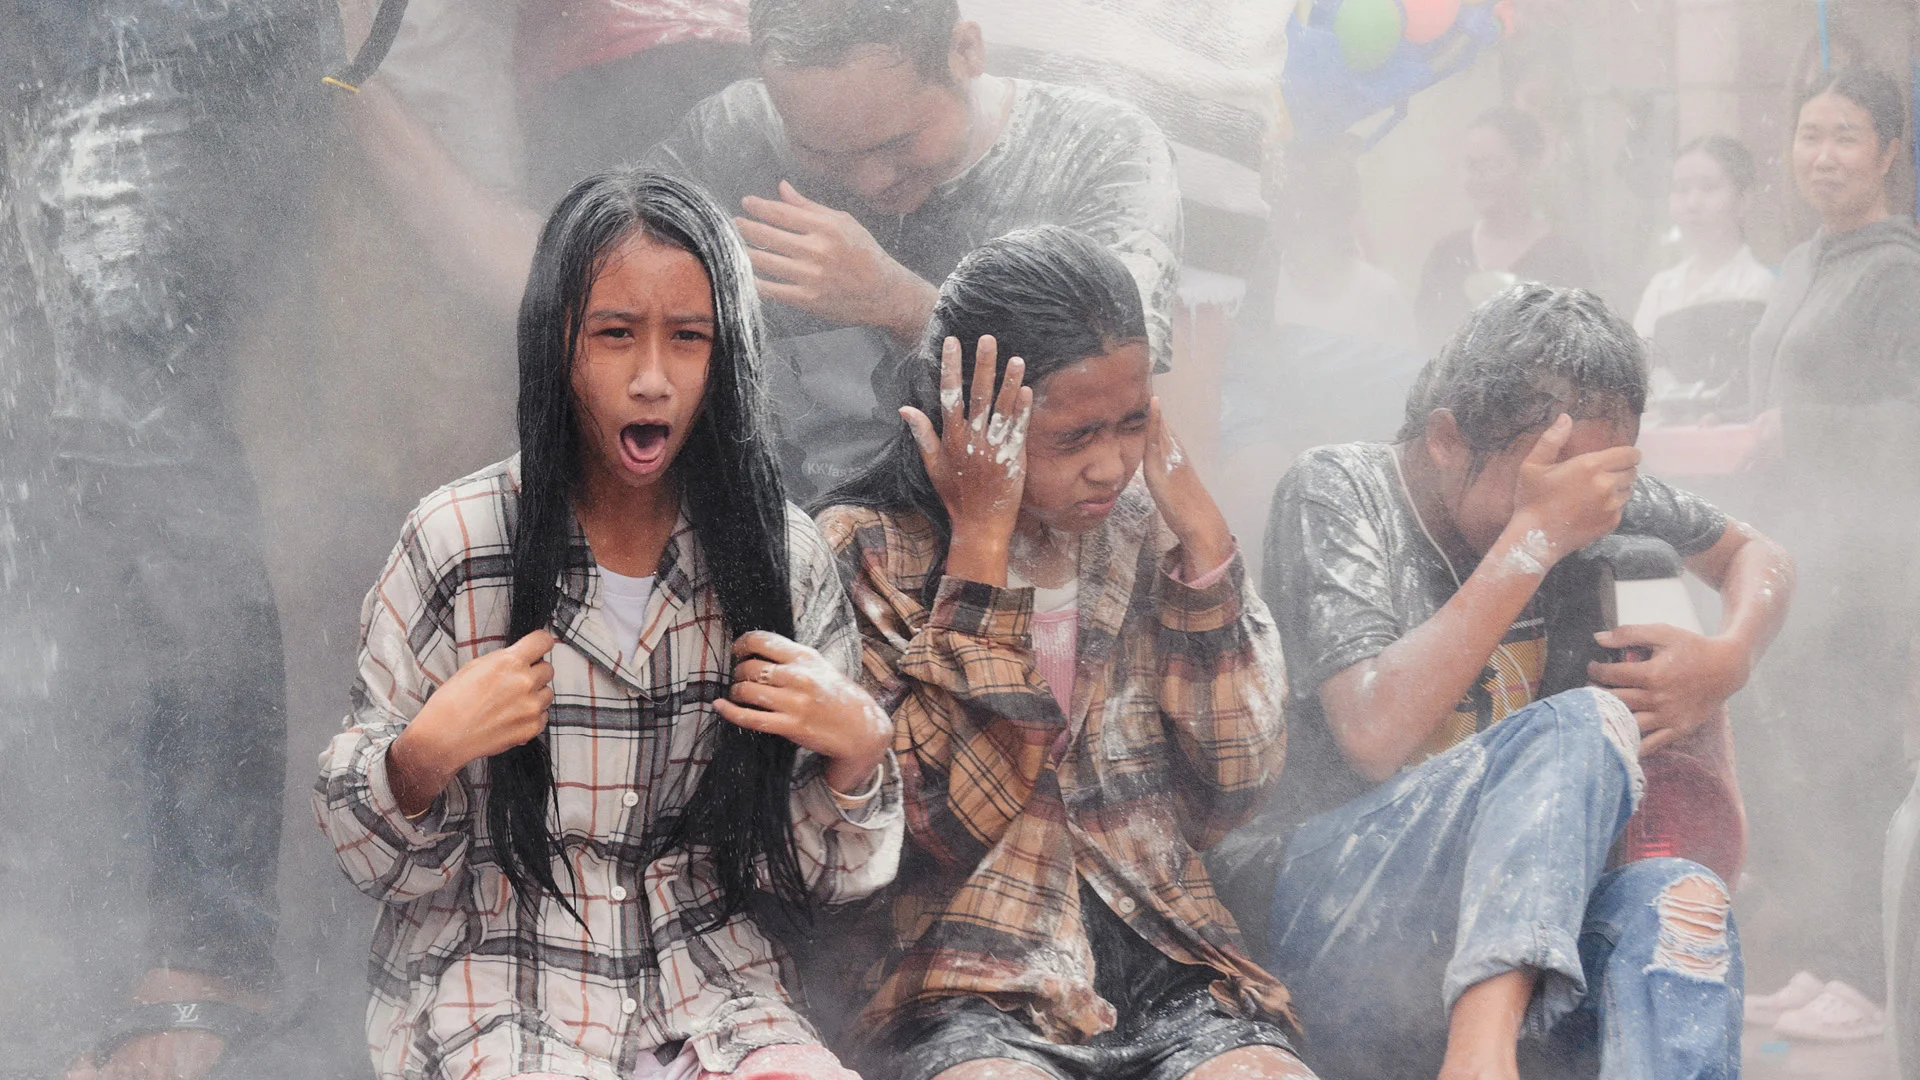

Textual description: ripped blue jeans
[1265,688,1742,1080]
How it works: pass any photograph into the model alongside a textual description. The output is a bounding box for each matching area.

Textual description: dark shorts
[869,886,1297,1080]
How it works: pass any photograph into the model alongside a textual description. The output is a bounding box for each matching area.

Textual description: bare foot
[64,1031,225,1080]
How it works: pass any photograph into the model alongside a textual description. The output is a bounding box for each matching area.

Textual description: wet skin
[761,34,989,216]
[1016,343,1154,537]
[907,335,1232,592]
[568,232,715,576]
[1415,409,1641,566]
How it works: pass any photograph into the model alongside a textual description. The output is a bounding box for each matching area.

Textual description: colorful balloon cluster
[1284,0,1515,143]
[1330,0,1467,70]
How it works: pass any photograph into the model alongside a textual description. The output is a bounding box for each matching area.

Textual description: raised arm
[825,514,1059,873]
[1299,419,1638,781]
[313,517,551,904]
[1141,402,1286,843]
[345,81,542,312]
[817,338,1061,869]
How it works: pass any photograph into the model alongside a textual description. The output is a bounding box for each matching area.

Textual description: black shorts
[867,885,1298,1080]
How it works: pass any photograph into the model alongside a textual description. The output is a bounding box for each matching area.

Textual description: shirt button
[622,997,638,1015]
[622,791,639,808]
[1116,896,1137,915]
[611,885,628,902]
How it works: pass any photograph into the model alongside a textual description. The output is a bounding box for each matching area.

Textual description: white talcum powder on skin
[1500,528,1552,577]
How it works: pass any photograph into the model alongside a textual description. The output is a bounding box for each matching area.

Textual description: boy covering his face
[1212,285,1793,1080]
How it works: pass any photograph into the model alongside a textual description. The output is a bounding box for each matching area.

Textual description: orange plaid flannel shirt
[816,481,1294,1043]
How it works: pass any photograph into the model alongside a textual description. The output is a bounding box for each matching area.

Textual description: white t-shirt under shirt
[1009,567,1080,721]
[597,567,658,661]
[1008,554,1236,731]
[1632,245,1775,338]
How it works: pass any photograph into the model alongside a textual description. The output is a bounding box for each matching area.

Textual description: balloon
[1403,0,1462,43]
[1333,0,1404,71]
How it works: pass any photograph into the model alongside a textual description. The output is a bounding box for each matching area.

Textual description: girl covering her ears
[814,226,1313,1080]
[315,170,902,1080]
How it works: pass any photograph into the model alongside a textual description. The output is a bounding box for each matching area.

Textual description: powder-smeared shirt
[815,480,1292,1044]
[314,456,903,1080]
[1254,441,1728,832]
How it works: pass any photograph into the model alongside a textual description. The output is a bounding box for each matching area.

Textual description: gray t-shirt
[1256,441,1729,829]
[644,77,1181,500]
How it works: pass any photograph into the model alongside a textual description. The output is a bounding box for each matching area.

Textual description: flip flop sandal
[81,1001,266,1075]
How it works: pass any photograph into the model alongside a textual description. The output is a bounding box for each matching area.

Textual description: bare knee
[929,1059,1058,1080]
[1649,870,1733,981]
[1179,1045,1319,1080]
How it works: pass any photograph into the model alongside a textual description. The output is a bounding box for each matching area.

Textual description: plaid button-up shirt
[815,480,1293,1044]
[315,457,902,1080]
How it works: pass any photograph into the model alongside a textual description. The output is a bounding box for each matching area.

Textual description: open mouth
[1077,492,1119,515]
[619,422,672,475]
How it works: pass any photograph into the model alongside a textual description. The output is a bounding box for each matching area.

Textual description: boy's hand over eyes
[1510,414,1641,566]
[719,631,893,795]
[1587,624,1750,754]
[901,334,1032,587]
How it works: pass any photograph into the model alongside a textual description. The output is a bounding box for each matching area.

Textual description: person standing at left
[0,2,327,1076]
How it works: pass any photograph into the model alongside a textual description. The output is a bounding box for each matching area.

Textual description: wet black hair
[502,168,808,927]
[1800,67,1908,149]
[817,225,1147,591]
[1396,284,1648,468]
[750,0,961,84]
[1470,105,1548,165]
[1676,134,1759,194]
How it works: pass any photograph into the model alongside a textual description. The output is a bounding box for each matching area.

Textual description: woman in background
[1741,67,1920,1044]
[1417,106,1595,353]
[1633,136,1774,419]
[1634,135,1773,337]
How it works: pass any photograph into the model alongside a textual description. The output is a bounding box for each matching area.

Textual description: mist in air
[1,0,1915,1077]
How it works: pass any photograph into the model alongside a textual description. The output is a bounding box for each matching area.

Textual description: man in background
[646,0,1182,499]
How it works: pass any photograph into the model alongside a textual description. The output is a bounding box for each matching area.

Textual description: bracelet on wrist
[826,764,885,808]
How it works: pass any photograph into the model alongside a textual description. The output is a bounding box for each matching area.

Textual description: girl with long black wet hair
[317,169,900,1080]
